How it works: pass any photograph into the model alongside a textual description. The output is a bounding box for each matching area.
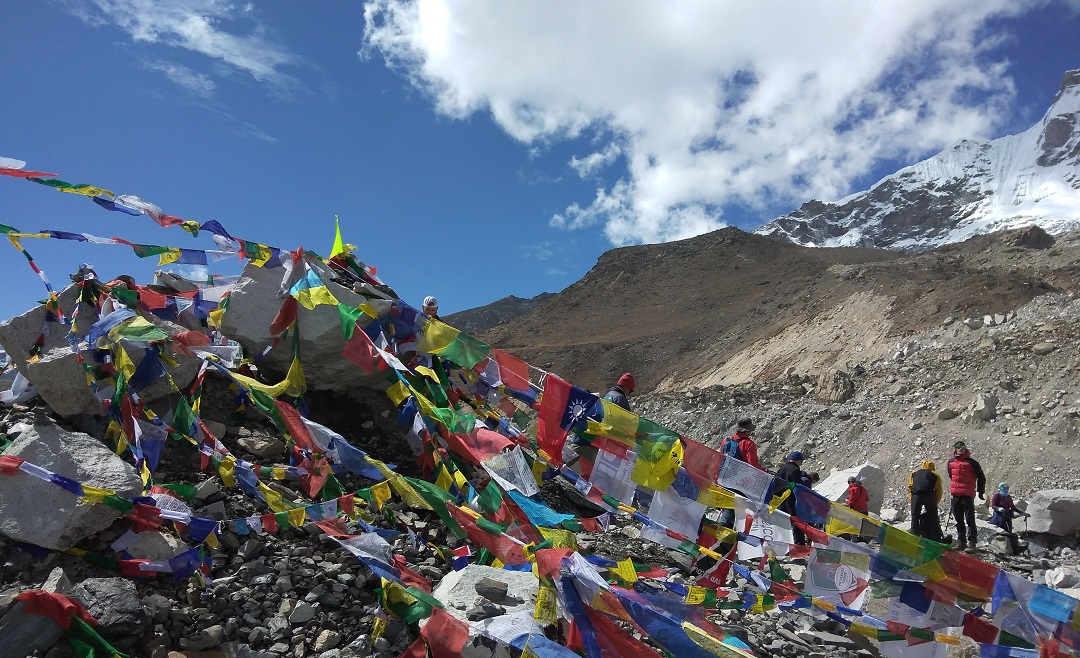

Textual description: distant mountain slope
[444,293,555,335]
[477,226,1079,394]
[756,70,1080,251]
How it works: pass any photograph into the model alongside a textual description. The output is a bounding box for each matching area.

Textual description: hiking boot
[964,540,978,553]
[956,539,968,551]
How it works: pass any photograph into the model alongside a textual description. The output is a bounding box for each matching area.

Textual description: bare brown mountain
[478,226,1080,394]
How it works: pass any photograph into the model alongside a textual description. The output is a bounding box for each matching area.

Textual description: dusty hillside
[480,226,1078,394]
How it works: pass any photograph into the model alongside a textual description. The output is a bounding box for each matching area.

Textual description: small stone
[315,629,343,652]
[474,577,509,602]
[289,601,317,624]
[179,624,225,651]
[1032,342,1057,356]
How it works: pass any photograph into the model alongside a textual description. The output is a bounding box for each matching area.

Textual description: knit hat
[998,482,1009,493]
[848,476,859,484]
[788,451,804,461]
[953,440,966,449]
[617,372,636,393]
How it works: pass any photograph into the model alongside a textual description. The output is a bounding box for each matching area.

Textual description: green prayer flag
[478,481,503,515]
[404,476,466,539]
[438,332,491,369]
[338,304,364,340]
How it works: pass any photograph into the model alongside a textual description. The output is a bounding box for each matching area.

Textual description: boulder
[0,284,201,417]
[815,463,886,514]
[1026,490,1080,536]
[937,408,959,421]
[0,567,71,657]
[71,577,150,639]
[815,370,854,405]
[970,393,998,422]
[220,259,390,393]
[1046,566,1080,589]
[0,423,142,550]
[431,565,539,623]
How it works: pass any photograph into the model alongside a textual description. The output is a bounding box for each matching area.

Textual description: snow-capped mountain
[756,70,1080,251]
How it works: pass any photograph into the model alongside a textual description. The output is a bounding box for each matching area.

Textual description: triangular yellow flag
[330,215,345,258]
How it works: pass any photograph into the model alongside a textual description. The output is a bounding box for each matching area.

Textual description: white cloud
[362,0,1053,245]
[144,60,216,96]
[71,0,299,91]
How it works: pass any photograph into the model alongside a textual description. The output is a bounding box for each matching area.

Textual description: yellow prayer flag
[59,184,113,198]
[272,468,287,480]
[113,345,137,381]
[293,284,339,311]
[813,598,837,611]
[435,465,454,493]
[839,551,872,573]
[158,248,182,265]
[204,531,220,550]
[597,399,639,443]
[935,633,961,645]
[683,621,756,657]
[416,319,460,354]
[414,365,440,382]
[258,482,290,513]
[372,481,392,511]
[538,528,577,550]
[232,356,307,399]
[372,616,387,641]
[139,461,152,486]
[219,457,236,488]
[81,485,116,504]
[611,558,638,585]
[697,484,735,509]
[630,437,683,491]
[769,487,792,513]
[208,308,224,327]
[491,558,504,569]
[685,586,707,605]
[386,380,411,406]
[330,216,345,258]
[287,507,306,528]
[534,582,559,626]
[849,623,879,639]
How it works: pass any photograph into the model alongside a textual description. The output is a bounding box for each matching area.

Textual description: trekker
[720,418,760,469]
[947,441,986,553]
[717,418,761,529]
[845,476,869,513]
[776,451,808,545]
[603,373,635,412]
[421,296,441,320]
[989,482,1025,535]
[909,460,945,542]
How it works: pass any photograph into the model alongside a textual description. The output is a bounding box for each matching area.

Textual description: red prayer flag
[390,554,433,593]
[962,612,999,644]
[535,548,574,579]
[171,331,212,356]
[136,287,169,310]
[682,438,724,482]
[269,296,299,335]
[0,168,58,178]
[274,400,314,451]
[0,455,26,475]
[397,636,427,658]
[261,513,278,533]
[493,348,530,391]
[342,327,385,374]
[314,519,353,538]
[536,373,571,465]
[15,590,97,630]
[419,608,470,658]
[338,494,354,518]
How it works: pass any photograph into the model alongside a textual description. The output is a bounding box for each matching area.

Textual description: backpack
[721,437,743,461]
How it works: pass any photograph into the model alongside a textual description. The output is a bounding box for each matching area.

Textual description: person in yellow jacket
[909,460,946,542]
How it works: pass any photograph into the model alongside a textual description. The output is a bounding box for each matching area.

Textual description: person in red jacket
[845,476,869,513]
[947,440,986,553]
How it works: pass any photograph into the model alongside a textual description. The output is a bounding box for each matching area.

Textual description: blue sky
[1,1,1078,324]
